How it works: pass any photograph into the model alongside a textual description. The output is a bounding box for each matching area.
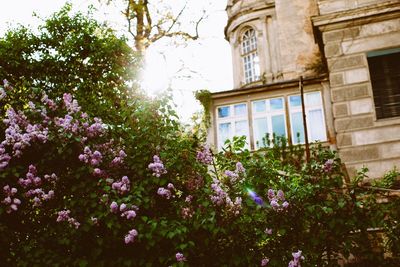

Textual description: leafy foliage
[0,4,140,122]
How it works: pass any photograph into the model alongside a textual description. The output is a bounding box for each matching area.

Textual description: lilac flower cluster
[224,170,239,183]
[3,108,48,158]
[124,229,138,244]
[210,179,242,215]
[268,189,289,211]
[18,165,42,188]
[110,201,138,220]
[235,162,245,173]
[79,147,103,166]
[224,162,246,183]
[181,207,194,219]
[261,258,270,266]
[226,196,242,216]
[111,149,127,166]
[323,159,334,173]
[111,176,130,194]
[55,114,80,133]
[148,155,167,177]
[2,185,21,213]
[17,165,57,207]
[0,79,10,100]
[86,117,105,138]
[56,209,80,229]
[210,179,228,205]
[26,188,55,207]
[176,252,186,262]
[41,94,57,111]
[157,183,174,199]
[288,250,304,267]
[0,144,11,170]
[63,93,81,114]
[196,145,213,165]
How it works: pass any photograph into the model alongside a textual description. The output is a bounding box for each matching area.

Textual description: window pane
[218,122,231,147]
[291,112,304,144]
[218,106,230,118]
[270,98,283,110]
[308,109,326,142]
[235,120,249,137]
[253,100,266,113]
[289,95,302,107]
[272,115,286,138]
[306,92,322,106]
[254,118,268,148]
[234,104,247,116]
[367,51,400,119]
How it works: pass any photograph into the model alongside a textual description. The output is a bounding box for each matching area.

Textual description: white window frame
[288,91,327,144]
[216,103,250,150]
[252,97,287,149]
[241,28,260,84]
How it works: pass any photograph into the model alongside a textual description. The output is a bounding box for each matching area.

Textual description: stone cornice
[225,2,275,40]
[312,1,400,31]
[210,75,328,100]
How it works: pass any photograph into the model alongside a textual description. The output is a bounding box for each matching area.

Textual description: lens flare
[246,188,264,206]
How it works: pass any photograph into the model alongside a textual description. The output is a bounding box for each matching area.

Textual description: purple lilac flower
[265,228,273,235]
[277,190,285,200]
[111,149,127,166]
[261,258,269,266]
[124,229,138,244]
[282,201,289,209]
[235,162,245,173]
[323,159,334,173]
[226,196,242,215]
[267,189,275,200]
[0,145,11,170]
[196,145,213,165]
[57,210,71,222]
[119,203,127,212]
[224,170,239,183]
[3,108,48,157]
[0,88,6,100]
[176,252,186,262]
[110,201,119,213]
[63,93,81,113]
[167,183,174,190]
[112,176,130,194]
[181,207,194,219]
[288,250,304,267]
[157,187,172,199]
[86,118,105,137]
[268,189,289,212]
[210,179,227,206]
[148,155,167,177]
[121,210,136,220]
[2,185,21,213]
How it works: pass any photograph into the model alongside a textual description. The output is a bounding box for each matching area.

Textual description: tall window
[241,28,260,84]
[217,103,250,149]
[367,48,400,119]
[252,97,287,149]
[289,91,327,144]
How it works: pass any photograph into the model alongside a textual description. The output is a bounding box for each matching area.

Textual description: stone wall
[313,1,400,178]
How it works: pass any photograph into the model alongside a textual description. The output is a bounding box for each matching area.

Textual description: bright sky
[0,0,233,123]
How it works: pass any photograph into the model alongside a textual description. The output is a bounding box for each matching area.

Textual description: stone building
[207,0,400,178]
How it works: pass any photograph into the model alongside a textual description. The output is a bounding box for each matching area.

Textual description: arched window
[241,28,260,84]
